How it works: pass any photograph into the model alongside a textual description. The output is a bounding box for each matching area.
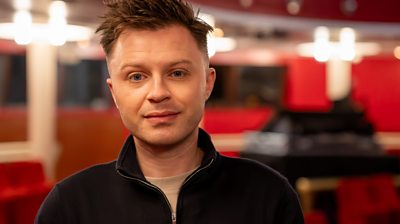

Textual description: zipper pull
[172,213,176,224]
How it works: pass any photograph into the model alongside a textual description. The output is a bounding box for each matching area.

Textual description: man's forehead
[107,25,209,69]
[115,27,198,53]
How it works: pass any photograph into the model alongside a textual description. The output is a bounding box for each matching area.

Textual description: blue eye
[129,73,144,81]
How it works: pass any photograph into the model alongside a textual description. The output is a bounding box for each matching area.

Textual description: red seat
[368,174,400,224]
[0,165,7,224]
[0,164,13,224]
[0,204,7,224]
[1,161,53,224]
[7,188,51,224]
[6,161,46,187]
[304,210,329,224]
[337,177,385,224]
[337,174,400,224]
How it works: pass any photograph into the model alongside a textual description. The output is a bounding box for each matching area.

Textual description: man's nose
[146,77,171,103]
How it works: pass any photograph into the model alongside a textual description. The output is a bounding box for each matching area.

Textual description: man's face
[107,25,215,148]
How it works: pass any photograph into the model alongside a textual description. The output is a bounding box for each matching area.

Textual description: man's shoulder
[219,155,288,185]
[36,161,122,223]
[217,155,300,204]
[57,161,118,189]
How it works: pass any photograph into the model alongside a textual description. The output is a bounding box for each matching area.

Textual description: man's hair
[96,0,214,57]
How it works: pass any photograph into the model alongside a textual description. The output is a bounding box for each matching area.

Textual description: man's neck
[134,132,204,178]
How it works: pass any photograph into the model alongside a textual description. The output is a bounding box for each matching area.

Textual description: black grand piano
[240,108,400,186]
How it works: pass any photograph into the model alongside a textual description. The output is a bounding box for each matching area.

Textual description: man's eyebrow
[119,60,193,71]
[166,59,193,67]
[119,63,144,71]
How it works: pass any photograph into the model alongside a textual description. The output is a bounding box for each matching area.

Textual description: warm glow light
[213,28,224,37]
[14,0,31,10]
[0,23,92,44]
[198,13,215,28]
[77,40,91,49]
[354,43,381,56]
[0,0,90,46]
[287,0,301,15]
[14,10,31,26]
[214,37,237,52]
[313,42,331,62]
[297,42,381,62]
[298,26,380,63]
[13,10,32,45]
[339,27,356,61]
[197,13,237,57]
[340,28,355,44]
[49,1,67,18]
[314,26,329,41]
[47,1,68,46]
[313,26,331,62]
[208,45,216,57]
[207,36,237,57]
[394,46,400,60]
[47,17,68,46]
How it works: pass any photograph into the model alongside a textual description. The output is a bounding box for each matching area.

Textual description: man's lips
[143,111,180,119]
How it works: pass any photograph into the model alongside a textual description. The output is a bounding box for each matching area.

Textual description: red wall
[284,57,332,111]
[352,57,400,132]
[283,55,400,132]
[203,107,274,134]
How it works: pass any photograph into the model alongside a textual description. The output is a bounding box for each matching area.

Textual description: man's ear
[106,78,119,109]
[205,68,216,100]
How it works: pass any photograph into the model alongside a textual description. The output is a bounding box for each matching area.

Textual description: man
[35,0,304,223]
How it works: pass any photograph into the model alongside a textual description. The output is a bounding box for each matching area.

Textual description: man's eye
[171,71,185,78]
[129,73,144,81]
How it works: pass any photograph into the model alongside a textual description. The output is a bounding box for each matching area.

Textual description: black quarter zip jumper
[35,129,304,224]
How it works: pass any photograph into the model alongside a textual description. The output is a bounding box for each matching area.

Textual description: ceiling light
[213,28,224,37]
[0,1,92,46]
[0,23,92,45]
[339,27,356,61]
[297,26,380,62]
[13,10,32,45]
[208,36,237,57]
[49,1,67,18]
[314,26,330,41]
[313,26,331,62]
[198,13,215,28]
[297,42,380,62]
[341,0,358,16]
[287,0,302,15]
[239,0,253,8]
[48,1,68,46]
[14,0,31,10]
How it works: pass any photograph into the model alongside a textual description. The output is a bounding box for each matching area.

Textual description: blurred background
[0,0,400,223]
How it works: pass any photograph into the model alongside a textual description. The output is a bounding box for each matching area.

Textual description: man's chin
[135,127,196,148]
[136,138,181,150]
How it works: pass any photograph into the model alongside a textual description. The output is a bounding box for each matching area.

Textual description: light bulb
[13,10,32,45]
[14,0,31,10]
[339,27,356,61]
[313,27,331,62]
[49,1,67,18]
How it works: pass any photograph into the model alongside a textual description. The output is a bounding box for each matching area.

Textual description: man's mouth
[143,111,180,123]
[144,111,180,118]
